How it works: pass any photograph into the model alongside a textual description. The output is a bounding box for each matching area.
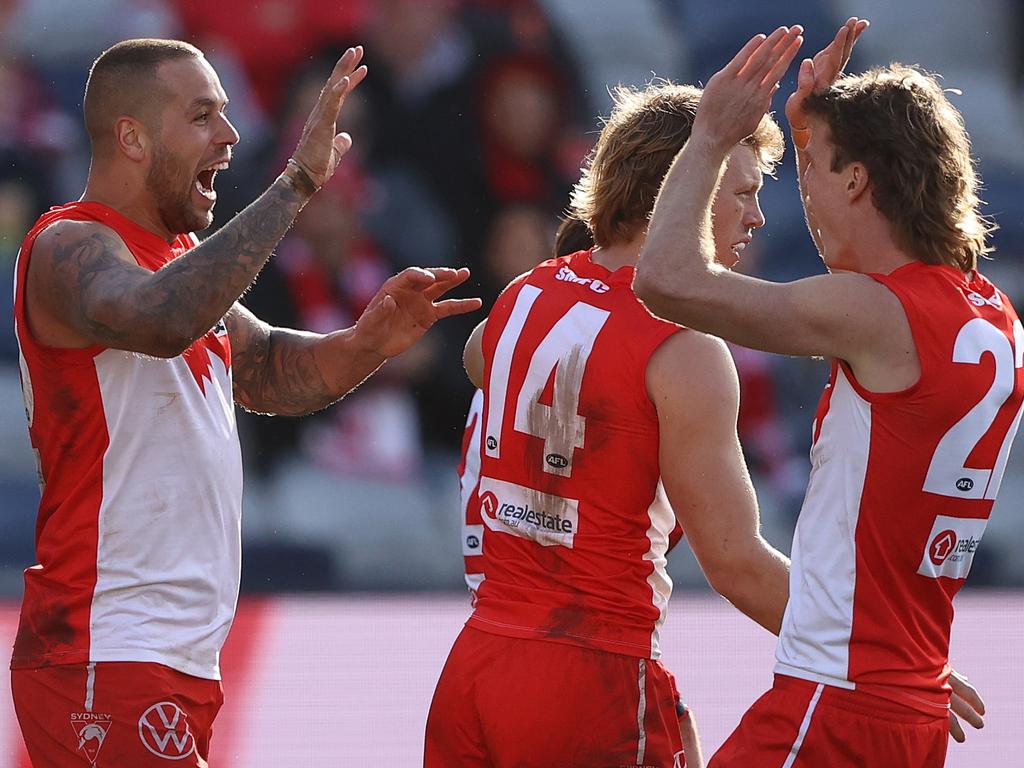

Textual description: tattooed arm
[228,268,481,416]
[29,176,310,356]
[227,304,381,416]
[24,47,368,357]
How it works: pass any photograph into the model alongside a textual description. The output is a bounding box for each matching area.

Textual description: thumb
[333,132,353,158]
[361,292,396,325]
[374,293,397,317]
[798,58,815,91]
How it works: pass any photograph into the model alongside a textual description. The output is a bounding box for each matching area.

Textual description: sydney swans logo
[70,713,112,764]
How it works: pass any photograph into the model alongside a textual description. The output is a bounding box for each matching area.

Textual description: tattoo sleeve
[227,304,385,417]
[40,172,311,357]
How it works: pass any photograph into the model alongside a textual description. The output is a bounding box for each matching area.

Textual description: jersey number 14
[484,285,610,478]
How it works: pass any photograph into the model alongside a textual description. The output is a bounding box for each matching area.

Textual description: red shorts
[709,674,948,768]
[425,625,686,768]
[12,661,223,767]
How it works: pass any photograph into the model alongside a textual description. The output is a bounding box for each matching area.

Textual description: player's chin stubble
[146,143,213,235]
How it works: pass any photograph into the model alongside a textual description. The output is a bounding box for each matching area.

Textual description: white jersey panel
[775,367,869,687]
[89,348,243,680]
[642,481,675,659]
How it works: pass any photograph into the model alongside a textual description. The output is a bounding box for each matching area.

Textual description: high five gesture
[786,18,869,145]
[694,26,804,152]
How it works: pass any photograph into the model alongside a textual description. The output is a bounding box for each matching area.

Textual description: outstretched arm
[633,21,914,391]
[26,47,367,358]
[229,267,481,416]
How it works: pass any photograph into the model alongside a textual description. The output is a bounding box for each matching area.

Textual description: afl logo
[955,477,974,492]
[929,530,958,566]
[480,491,499,517]
[486,436,497,451]
[545,453,569,469]
[466,534,480,548]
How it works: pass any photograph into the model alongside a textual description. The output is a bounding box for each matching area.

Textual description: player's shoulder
[33,217,127,258]
[648,329,737,394]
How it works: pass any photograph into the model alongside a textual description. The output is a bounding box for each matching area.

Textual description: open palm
[785,17,869,134]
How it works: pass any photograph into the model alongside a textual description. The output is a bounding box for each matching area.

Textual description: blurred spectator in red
[478,55,588,215]
[172,0,368,113]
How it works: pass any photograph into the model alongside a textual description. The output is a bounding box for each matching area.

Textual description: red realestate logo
[70,713,112,764]
[480,491,498,517]
[929,530,957,566]
[138,702,196,760]
[918,515,987,580]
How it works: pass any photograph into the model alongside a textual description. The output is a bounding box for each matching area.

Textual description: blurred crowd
[3,0,1024,588]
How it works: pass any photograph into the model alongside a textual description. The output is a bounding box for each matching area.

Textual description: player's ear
[845,162,869,202]
[115,116,148,162]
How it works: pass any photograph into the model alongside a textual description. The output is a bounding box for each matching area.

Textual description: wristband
[285,158,320,196]
[791,126,812,150]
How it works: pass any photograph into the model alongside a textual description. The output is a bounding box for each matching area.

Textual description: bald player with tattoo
[10,39,479,766]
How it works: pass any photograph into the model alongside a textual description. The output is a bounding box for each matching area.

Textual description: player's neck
[591,235,644,272]
[837,212,918,275]
[83,166,175,243]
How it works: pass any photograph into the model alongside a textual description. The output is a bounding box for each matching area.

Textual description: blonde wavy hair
[804,64,994,272]
[569,81,784,248]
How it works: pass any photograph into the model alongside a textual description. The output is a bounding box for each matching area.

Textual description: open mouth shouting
[194,158,230,203]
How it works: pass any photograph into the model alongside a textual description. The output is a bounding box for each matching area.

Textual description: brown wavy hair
[803,64,994,272]
[569,81,784,248]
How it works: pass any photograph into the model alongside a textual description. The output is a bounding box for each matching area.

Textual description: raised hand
[693,26,804,153]
[947,668,985,744]
[290,46,369,189]
[786,18,869,143]
[353,267,483,360]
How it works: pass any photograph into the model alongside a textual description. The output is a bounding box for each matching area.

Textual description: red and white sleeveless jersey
[776,262,1024,713]
[458,389,485,598]
[467,249,682,659]
[10,202,243,681]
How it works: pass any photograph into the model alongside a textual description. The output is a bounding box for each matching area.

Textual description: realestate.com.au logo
[928,529,980,567]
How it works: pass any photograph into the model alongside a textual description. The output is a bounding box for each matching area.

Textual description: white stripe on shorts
[84,662,97,712]
[636,658,648,765]
[781,683,824,768]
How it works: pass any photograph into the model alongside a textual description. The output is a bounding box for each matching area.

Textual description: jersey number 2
[923,317,1024,499]
[484,284,610,477]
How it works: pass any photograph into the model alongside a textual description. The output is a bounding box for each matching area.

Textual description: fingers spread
[329,45,365,87]
[349,64,369,90]
[319,48,368,115]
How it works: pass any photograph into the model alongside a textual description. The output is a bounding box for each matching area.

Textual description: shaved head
[84,38,203,158]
